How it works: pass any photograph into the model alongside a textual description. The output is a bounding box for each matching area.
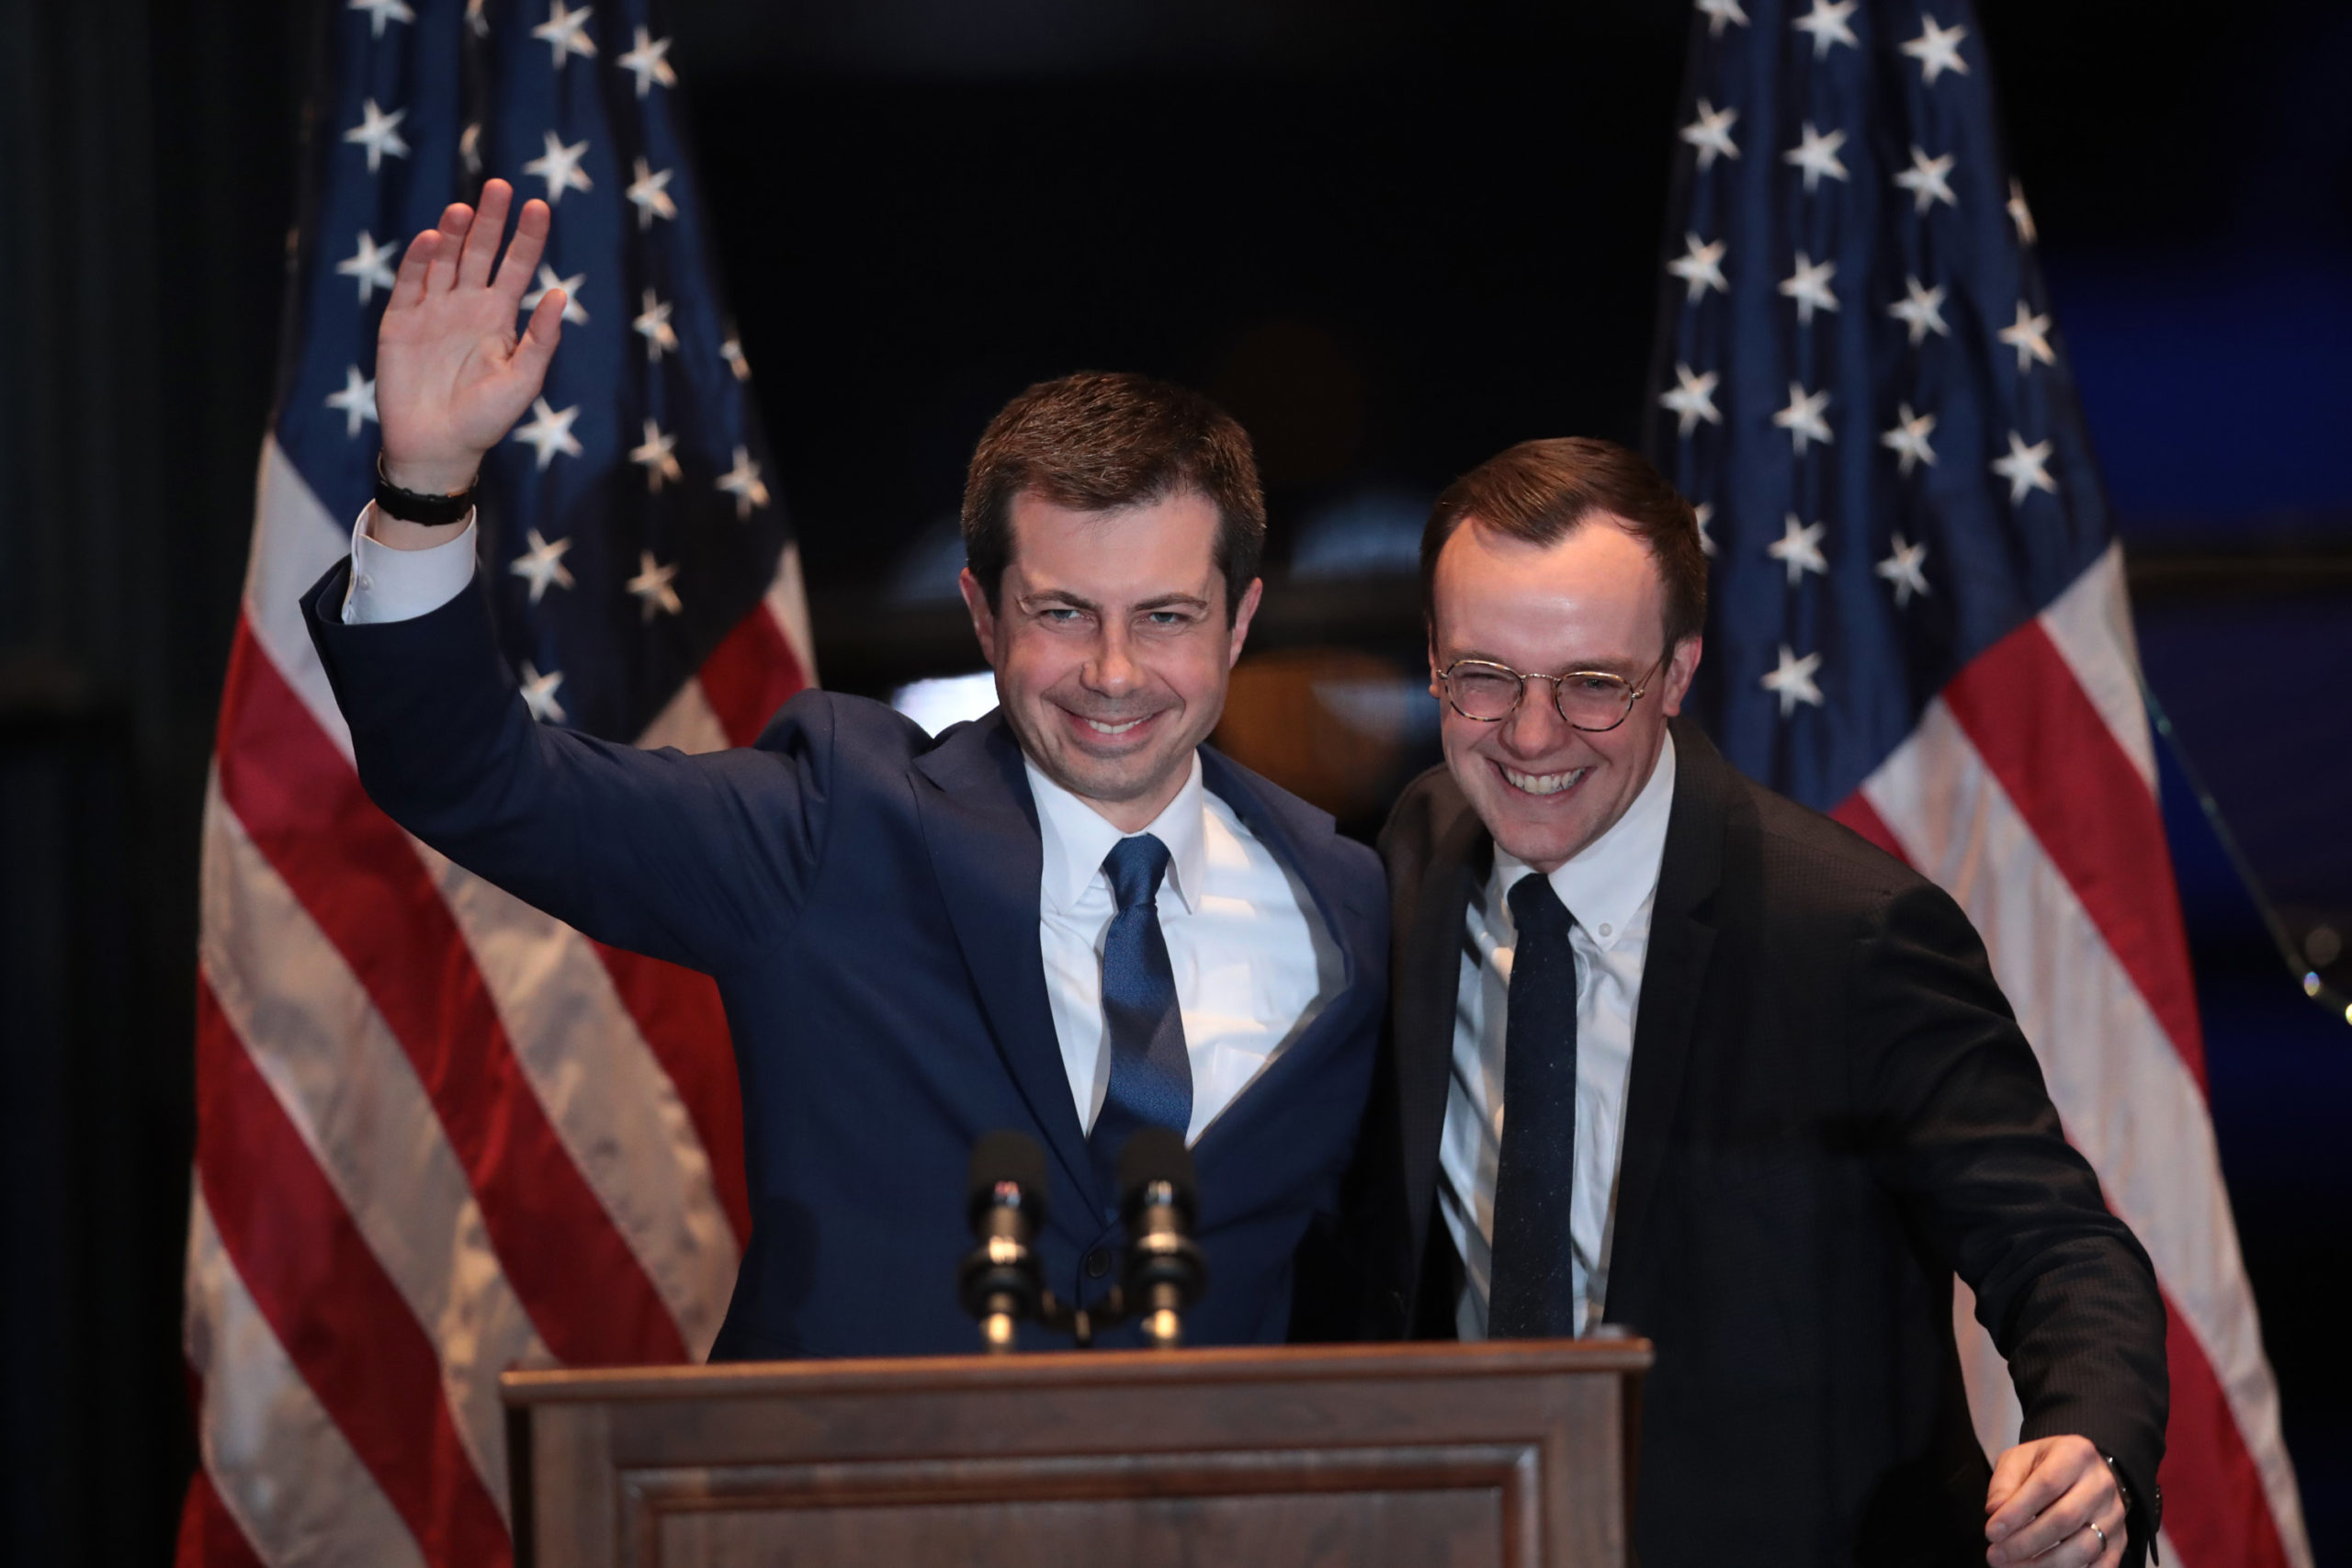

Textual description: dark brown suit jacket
[1295,720,2167,1566]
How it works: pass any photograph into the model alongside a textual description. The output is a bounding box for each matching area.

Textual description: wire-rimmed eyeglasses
[1436,657,1662,733]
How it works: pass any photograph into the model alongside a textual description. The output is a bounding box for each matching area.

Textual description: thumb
[1985,1439,2041,1514]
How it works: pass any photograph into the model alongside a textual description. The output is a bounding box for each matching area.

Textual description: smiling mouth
[1500,763,1591,797]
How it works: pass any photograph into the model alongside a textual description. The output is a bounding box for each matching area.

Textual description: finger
[511,289,566,385]
[390,231,440,313]
[458,179,511,289]
[1991,1470,2109,1564]
[423,202,474,295]
[1984,1442,2040,1515]
[492,197,551,310]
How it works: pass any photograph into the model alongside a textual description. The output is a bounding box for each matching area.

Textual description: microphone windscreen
[967,1129,1050,1225]
[1116,1126,1196,1221]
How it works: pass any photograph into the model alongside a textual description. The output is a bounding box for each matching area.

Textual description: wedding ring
[2088,1522,2109,1551]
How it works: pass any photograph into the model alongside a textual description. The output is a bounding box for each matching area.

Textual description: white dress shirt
[339,508,1341,1144]
[1437,730,1677,1338]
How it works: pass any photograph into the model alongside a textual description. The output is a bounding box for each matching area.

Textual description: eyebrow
[1020,590,1211,615]
[1445,649,1649,676]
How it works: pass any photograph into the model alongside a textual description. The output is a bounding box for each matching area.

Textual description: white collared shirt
[338,512,1340,1145]
[1027,755,1340,1145]
[1437,730,1678,1338]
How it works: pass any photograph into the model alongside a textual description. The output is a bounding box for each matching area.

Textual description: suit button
[1084,1247,1113,1280]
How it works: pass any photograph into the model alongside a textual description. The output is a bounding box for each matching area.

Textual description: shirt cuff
[342,504,480,625]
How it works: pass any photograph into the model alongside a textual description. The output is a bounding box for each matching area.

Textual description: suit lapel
[1394,777,1491,1290]
[1602,719,1727,1322]
[910,713,1099,1212]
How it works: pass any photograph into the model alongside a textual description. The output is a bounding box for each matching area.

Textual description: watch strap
[374,454,478,527]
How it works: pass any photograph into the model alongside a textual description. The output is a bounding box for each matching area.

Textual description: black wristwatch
[374,454,478,526]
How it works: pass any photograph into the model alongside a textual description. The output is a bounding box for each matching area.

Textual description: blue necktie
[1090,834,1192,1205]
[1487,872,1580,1338]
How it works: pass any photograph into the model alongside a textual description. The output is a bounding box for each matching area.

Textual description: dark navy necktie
[1487,872,1580,1338]
[1089,833,1192,1205]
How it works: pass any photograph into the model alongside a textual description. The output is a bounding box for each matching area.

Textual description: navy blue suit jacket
[303,563,1385,1359]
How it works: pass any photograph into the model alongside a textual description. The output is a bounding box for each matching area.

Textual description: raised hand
[376,178,566,501]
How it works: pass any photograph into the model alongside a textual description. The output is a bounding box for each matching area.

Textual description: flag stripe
[194,985,510,1568]
[212,619,687,1367]
[699,593,808,747]
[2160,1283,2297,1568]
[592,940,752,1247]
[174,1467,266,1568]
[1829,790,1905,859]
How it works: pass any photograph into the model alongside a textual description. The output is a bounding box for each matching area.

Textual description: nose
[1498,678,1572,757]
[1085,619,1142,696]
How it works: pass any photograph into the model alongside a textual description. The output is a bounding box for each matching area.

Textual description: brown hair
[1420,437,1709,653]
[961,371,1267,622]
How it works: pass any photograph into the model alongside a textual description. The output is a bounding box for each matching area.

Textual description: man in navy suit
[302,180,1385,1359]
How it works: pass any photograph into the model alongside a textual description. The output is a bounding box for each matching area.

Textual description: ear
[1225,577,1264,667]
[1658,634,1703,716]
[1426,625,1443,700]
[958,568,1001,670]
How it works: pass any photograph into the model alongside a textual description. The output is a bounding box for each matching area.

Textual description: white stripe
[201,774,544,1511]
[185,1190,430,1568]
[1863,702,2312,1565]
[638,675,732,755]
[244,435,358,765]
[765,539,819,687]
[2036,543,2156,794]
[413,840,740,1359]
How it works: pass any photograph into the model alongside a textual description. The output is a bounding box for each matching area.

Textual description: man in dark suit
[302,181,1385,1358]
[1302,437,2166,1566]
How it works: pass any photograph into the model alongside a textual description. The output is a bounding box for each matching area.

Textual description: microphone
[959,1130,1049,1353]
[1116,1127,1207,1349]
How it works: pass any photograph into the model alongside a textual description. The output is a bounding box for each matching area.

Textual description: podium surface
[503,1338,1651,1568]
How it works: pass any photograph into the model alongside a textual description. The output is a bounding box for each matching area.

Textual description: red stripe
[1939,622,2210,1091]
[194,978,512,1568]
[2160,1284,2294,1568]
[1830,791,1907,862]
[591,940,752,1247]
[175,1465,266,1568]
[698,602,808,748]
[212,618,685,1365]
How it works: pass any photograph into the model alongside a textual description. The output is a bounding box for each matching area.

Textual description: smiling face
[1429,515,1702,873]
[961,487,1262,831]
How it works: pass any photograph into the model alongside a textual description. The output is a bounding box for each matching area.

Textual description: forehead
[1430,515,1667,665]
[1004,488,1222,602]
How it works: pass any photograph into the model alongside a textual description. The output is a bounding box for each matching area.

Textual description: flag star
[523,130,593,205]
[1659,363,1723,436]
[634,288,678,362]
[1780,252,1839,325]
[720,334,751,381]
[718,446,770,518]
[1761,644,1826,717]
[617,26,677,96]
[1772,381,1833,454]
[1876,534,1931,606]
[627,551,684,621]
[1992,431,2058,504]
[518,660,567,724]
[1894,144,1959,213]
[522,265,589,325]
[1888,275,1951,345]
[348,0,414,39]
[629,418,683,491]
[531,0,596,68]
[1783,122,1849,193]
[459,121,482,178]
[1791,0,1859,59]
[509,528,576,604]
[1667,231,1729,301]
[1880,402,1939,476]
[1901,14,1970,85]
[324,365,378,438]
[1999,299,2056,372]
[1767,514,1829,585]
[343,98,409,174]
[2007,178,2038,245]
[1693,502,1717,557]
[626,158,676,231]
[1696,0,1748,37]
[335,230,399,303]
[1680,100,1740,171]
[511,397,583,469]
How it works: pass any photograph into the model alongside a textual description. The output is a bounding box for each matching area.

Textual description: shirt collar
[1493,728,1678,949]
[1026,751,1209,918]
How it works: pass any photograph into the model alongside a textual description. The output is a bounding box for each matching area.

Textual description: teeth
[1502,766,1589,796]
[1083,716,1145,735]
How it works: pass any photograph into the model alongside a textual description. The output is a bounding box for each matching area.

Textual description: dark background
[3,1,2346,1562]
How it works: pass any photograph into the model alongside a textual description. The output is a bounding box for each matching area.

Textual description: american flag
[177,2,812,1562]
[1648,1,2309,1562]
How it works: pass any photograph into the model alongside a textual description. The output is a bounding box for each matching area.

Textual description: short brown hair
[962,372,1267,622]
[1421,437,1709,654]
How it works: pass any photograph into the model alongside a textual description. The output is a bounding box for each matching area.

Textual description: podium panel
[503,1339,1650,1568]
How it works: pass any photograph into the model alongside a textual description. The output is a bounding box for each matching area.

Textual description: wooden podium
[502,1338,1651,1568]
